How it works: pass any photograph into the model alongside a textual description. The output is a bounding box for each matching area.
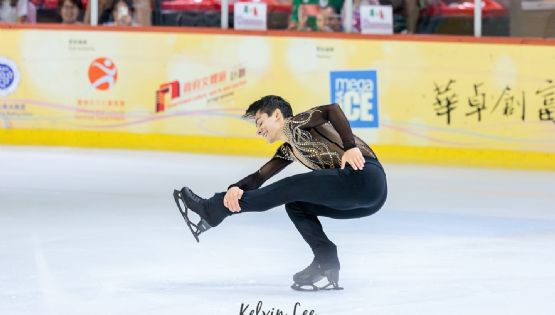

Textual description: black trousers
[206,157,388,269]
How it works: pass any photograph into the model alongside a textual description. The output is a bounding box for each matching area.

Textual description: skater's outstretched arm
[225,144,293,212]
[227,143,293,191]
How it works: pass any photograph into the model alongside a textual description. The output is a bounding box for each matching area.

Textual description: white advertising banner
[360,5,393,35]
[234,2,268,31]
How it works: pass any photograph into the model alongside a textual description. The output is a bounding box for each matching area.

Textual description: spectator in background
[295,4,343,32]
[296,8,322,31]
[0,0,28,23]
[84,0,150,26]
[403,0,419,33]
[321,5,342,32]
[380,0,419,33]
[289,0,343,31]
[342,0,418,33]
[27,0,35,23]
[59,0,83,24]
[84,0,113,24]
[341,0,378,33]
[103,0,139,26]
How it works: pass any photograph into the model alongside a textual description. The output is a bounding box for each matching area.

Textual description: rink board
[0,25,554,170]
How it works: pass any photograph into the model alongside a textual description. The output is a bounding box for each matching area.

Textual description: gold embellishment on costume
[284,109,342,170]
[275,143,294,161]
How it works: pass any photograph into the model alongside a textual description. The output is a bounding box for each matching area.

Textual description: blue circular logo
[0,57,20,96]
[0,64,15,89]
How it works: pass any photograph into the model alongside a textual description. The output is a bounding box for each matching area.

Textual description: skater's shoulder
[292,106,324,118]
[288,103,340,124]
[278,142,293,149]
[274,143,294,161]
[286,106,324,128]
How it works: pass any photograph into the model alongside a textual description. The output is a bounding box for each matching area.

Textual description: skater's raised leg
[175,158,386,242]
[173,187,226,242]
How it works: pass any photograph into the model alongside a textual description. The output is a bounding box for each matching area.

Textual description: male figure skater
[173,95,387,291]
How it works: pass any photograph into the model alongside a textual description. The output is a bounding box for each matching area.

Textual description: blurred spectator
[402,0,418,33]
[295,5,343,32]
[342,0,418,33]
[103,0,139,26]
[0,0,28,23]
[58,0,83,24]
[289,0,344,30]
[321,5,342,31]
[27,0,35,23]
[134,0,150,25]
[84,0,114,24]
[342,0,377,32]
[84,0,150,25]
[296,6,321,31]
[380,0,418,33]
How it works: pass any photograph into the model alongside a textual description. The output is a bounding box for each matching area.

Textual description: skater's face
[254,109,284,143]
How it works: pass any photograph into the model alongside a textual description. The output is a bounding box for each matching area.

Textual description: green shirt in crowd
[290,0,344,23]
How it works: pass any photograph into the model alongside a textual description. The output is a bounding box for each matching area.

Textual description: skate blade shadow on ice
[173,189,211,243]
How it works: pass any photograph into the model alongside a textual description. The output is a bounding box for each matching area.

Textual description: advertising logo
[155,67,245,113]
[0,57,21,97]
[234,2,267,31]
[360,5,393,34]
[88,58,118,91]
[243,3,260,17]
[330,70,379,128]
[368,7,385,20]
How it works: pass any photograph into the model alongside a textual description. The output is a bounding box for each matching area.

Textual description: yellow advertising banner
[1,26,554,170]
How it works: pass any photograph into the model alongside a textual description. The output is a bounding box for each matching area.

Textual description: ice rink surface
[1,145,554,315]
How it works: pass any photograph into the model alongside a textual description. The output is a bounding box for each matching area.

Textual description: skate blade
[319,282,344,291]
[173,189,201,243]
[290,283,319,292]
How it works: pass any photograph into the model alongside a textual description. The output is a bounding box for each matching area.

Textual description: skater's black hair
[243,95,293,119]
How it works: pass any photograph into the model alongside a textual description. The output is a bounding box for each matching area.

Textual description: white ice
[1,145,554,315]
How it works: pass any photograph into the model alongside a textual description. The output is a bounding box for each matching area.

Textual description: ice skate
[290,259,343,291]
[173,187,212,243]
[319,268,343,291]
[291,260,324,291]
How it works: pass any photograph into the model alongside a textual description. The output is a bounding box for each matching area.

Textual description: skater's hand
[341,148,365,171]
[224,186,244,212]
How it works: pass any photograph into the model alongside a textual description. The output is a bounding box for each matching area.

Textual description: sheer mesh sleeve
[291,103,357,150]
[227,143,294,191]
